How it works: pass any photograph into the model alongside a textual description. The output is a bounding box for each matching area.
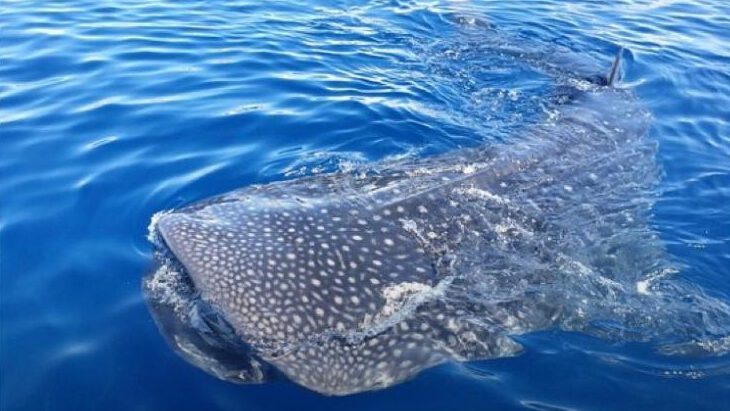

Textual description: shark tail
[606,47,624,86]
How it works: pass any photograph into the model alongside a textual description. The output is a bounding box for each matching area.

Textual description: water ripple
[2,0,729,410]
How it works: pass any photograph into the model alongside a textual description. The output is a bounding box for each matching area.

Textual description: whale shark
[143,40,730,395]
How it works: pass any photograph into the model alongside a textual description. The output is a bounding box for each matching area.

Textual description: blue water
[2,0,730,409]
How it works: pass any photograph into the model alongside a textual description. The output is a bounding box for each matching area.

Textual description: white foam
[453,186,510,204]
[358,278,452,332]
[147,210,172,245]
[144,262,192,315]
[636,267,678,295]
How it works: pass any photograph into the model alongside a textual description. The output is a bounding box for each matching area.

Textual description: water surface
[2,1,730,410]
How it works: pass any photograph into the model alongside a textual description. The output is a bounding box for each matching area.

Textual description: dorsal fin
[606,47,624,86]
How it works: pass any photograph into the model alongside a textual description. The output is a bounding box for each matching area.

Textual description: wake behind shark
[144,43,730,395]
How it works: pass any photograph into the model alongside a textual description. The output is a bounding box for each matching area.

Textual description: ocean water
[2,0,729,410]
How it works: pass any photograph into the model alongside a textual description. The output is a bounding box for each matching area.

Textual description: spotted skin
[158,197,438,345]
[153,162,537,393]
[145,85,659,394]
[154,187,520,395]
[263,300,520,395]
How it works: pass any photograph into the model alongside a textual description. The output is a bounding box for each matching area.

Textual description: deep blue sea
[2,0,730,410]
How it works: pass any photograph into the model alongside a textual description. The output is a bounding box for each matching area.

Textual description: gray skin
[144,64,661,395]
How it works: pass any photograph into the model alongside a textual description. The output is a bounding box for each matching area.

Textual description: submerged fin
[606,48,624,86]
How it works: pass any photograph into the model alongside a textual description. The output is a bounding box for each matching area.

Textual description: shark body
[144,48,672,395]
